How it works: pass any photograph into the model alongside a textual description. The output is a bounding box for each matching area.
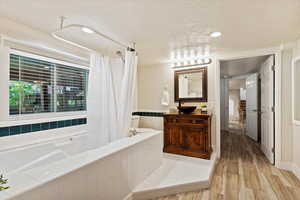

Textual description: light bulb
[210,32,222,38]
[82,27,95,34]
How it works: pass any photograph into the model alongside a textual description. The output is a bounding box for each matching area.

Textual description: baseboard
[277,161,293,171]
[261,145,273,164]
[209,153,219,183]
[292,163,300,180]
[276,161,300,180]
[123,193,133,200]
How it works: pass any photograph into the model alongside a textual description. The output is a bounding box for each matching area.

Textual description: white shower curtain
[88,50,137,148]
[117,50,138,139]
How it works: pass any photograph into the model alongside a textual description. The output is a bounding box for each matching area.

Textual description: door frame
[215,47,282,168]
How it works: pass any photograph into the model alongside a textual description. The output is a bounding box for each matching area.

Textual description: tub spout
[129,128,138,136]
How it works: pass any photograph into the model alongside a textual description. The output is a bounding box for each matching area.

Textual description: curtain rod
[0,35,89,62]
[51,23,136,52]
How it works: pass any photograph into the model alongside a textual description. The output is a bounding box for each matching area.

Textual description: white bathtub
[0,130,162,200]
[0,134,89,174]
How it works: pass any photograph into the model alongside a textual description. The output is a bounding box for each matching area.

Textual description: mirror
[174,67,207,102]
[293,58,300,124]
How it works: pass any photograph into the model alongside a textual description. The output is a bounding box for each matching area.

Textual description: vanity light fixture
[204,58,211,63]
[210,32,222,38]
[81,27,95,34]
[172,58,212,69]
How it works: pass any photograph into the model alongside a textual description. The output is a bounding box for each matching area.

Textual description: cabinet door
[164,125,184,148]
[182,127,207,152]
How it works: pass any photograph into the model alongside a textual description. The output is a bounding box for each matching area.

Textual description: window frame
[8,49,89,121]
[292,56,300,125]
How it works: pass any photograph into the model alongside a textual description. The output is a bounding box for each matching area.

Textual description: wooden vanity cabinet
[163,112,212,159]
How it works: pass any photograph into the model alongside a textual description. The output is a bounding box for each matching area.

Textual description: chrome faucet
[179,99,184,107]
[129,128,138,136]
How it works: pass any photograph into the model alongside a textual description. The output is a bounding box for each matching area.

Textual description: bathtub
[0,130,162,200]
[0,133,89,174]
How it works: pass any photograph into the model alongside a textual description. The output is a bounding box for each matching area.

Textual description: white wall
[281,48,294,163]
[240,88,246,100]
[276,39,300,177]
[0,46,9,121]
[137,63,173,112]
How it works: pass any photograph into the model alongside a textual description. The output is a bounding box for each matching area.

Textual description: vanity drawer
[164,116,208,126]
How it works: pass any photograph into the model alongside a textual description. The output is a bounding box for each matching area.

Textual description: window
[56,64,88,112]
[9,52,88,115]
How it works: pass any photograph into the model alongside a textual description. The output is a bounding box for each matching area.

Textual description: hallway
[150,131,300,200]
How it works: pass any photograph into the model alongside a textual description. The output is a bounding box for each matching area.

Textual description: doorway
[219,54,276,164]
[228,78,246,132]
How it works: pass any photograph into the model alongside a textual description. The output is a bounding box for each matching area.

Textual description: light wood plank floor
[146,131,300,200]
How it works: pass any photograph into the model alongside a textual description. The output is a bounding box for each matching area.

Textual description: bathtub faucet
[129,128,138,136]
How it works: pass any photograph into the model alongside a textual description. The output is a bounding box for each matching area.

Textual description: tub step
[132,153,217,200]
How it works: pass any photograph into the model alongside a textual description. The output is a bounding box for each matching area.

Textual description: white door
[260,55,275,164]
[224,79,229,131]
[220,79,229,131]
[246,74,258,141]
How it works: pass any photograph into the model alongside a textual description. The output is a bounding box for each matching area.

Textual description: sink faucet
[179,99,184,107]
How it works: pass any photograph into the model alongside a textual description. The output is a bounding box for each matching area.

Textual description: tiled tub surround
[0,118,87,137]
[0,130,162,200]
[132,112,164,117]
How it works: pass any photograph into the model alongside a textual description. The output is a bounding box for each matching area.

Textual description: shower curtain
[88,50,138,148]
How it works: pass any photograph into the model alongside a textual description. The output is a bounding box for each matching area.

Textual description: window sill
[0,111,87,127]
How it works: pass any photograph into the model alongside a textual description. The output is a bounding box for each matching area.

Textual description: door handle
[252,109,258,112]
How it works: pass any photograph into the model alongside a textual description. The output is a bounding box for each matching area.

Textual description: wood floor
[148,131,300,200]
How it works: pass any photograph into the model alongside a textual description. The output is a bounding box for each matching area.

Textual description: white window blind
[9,53,88,115]
[56,64,88,112]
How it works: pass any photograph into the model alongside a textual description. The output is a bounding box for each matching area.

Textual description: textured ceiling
[0,0,299,65]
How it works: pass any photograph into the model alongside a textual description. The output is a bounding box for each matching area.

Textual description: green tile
[78,118,84,124]
[0,127,9,137]
[9,126,21,135]
[65,120,72,127]
[50,121,58,129]
[21,125,31,133]
[41,123,50,130]
[72,119,79,125]
[57,121,65,128]
[32,124,41,132]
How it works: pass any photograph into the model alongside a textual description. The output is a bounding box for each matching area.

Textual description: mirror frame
[174,67,208,102]
[292,56,300,125]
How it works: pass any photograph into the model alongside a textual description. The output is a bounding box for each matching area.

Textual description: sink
[177,106,197,114]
